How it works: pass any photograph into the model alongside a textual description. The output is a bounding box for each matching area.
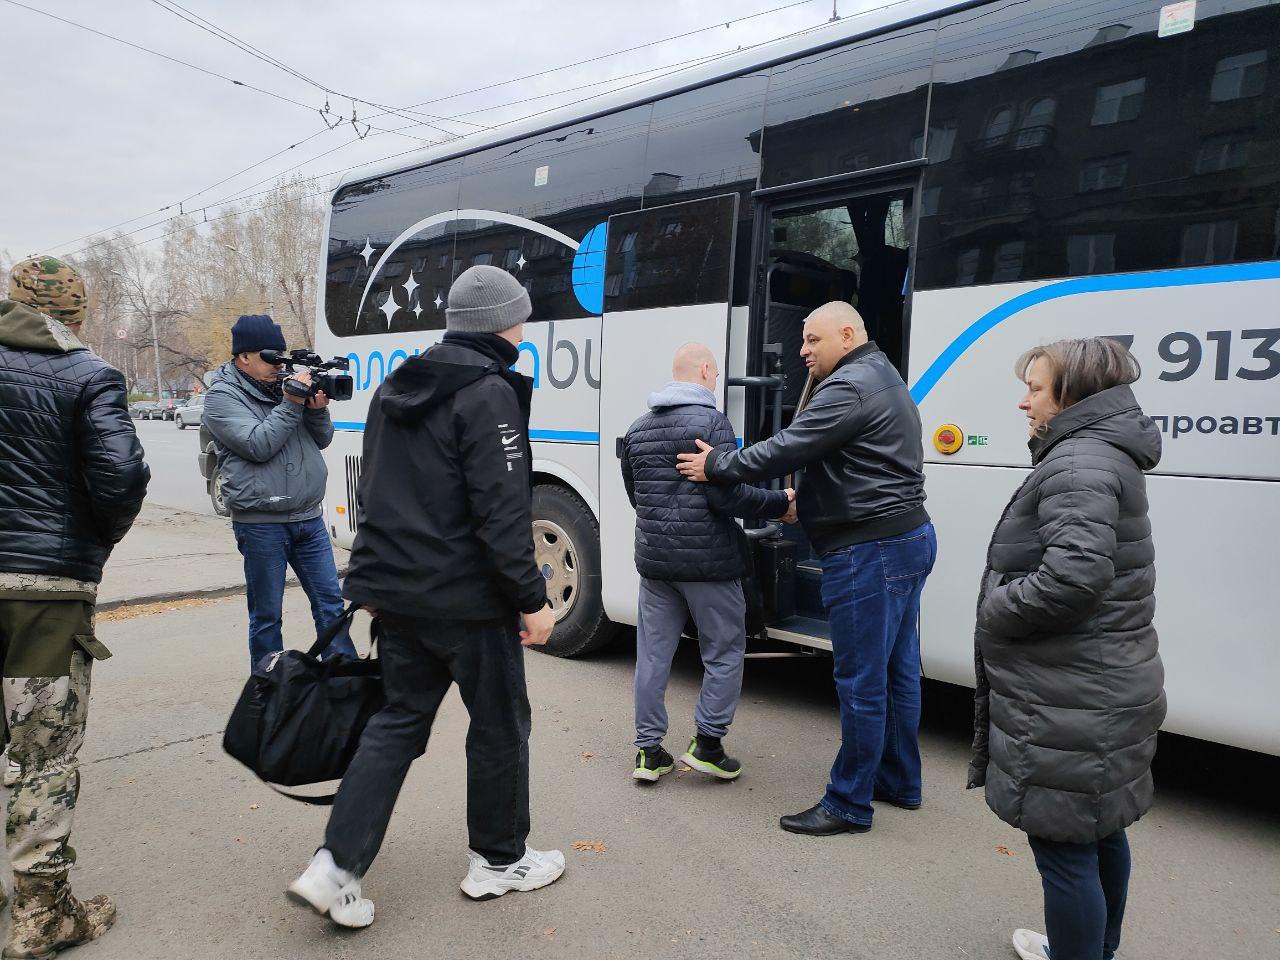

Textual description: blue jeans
[1028,830,1130,960]
[818,521,936,826]
[232,516,357,668]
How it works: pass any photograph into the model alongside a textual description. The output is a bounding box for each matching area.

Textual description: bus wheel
[531,484,615,658]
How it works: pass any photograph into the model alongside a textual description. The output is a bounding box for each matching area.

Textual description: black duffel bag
[223,603,383,804]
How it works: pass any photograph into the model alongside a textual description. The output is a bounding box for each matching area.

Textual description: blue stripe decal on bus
[333,421,599,443]
[908,260,1280,404]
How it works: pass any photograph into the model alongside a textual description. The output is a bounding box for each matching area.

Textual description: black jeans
[324,613,531,875]
[1027,829,1131,960]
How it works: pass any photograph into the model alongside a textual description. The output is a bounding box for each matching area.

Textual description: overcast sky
[0,0,879,263]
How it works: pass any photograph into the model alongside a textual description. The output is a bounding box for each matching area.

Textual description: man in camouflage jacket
[0,256,148,958]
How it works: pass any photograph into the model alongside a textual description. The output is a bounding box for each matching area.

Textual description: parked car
[128,401,153,419]
[158,399,180,421]
[175,396,204,430]
[197,423,229,516]
[133,401,161,420]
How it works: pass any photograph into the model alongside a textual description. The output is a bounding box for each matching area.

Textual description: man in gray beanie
[287,266,562,929]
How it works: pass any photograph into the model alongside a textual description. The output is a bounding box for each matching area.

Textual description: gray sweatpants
[634,577,747,749]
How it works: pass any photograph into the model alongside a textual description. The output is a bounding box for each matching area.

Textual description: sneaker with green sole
[680,734,742,780]
[632,745,675,782]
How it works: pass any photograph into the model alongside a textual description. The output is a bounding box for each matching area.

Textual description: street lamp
[223,244,275,316]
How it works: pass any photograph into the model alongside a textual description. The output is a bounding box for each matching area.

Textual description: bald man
[620,342,793,783]
[677,303,935,836]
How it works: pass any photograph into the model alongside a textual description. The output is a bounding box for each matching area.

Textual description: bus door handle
[726,375,783,389]
[745,521,783,541]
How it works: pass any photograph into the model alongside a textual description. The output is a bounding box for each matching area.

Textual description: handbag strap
[265,782,337,805]
[307,602,362,659]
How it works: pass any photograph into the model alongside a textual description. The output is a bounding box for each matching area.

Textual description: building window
[1210,51,1267,102]
[1196,133,1251,174]
[956,248,980,285]
[984,106,1016,140]
[503,247,522,269]
[436,253,449,270]
[926,121,958,162]
[999,50,1039,70]
[471,252,494,266]
[1180,221,1238,265]
[919,187,941,218]
[1091,78,1145,125]
[970,177,997,202]
[1068,234,1116,275]
[1015,98,1056,148]
[1079,155,1129,191]
[1086,24,1132,47]
[991,241,1026,282]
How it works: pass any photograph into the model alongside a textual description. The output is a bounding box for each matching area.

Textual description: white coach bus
[314,0,1280,756]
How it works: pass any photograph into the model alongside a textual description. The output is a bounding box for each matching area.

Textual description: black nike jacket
[342,338,548,620]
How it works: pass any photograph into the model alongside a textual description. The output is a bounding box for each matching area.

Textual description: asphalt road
[133,417,214,515]
[9,590,1274,960]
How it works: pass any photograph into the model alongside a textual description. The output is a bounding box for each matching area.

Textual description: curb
[97,565,350,613]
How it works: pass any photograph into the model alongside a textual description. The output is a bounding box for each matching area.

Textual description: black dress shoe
[872,789,922,811]
[779,803,871,835]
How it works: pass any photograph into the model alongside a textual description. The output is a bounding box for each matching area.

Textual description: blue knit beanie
[231,314,286,356]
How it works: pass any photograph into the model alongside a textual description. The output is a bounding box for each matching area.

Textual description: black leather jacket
[0,300,150,582]
[707,341,927,555]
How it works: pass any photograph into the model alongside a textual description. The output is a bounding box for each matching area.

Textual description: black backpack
[223,604,383,804]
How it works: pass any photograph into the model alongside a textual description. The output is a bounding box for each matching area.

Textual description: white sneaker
[459,846,565,901]
[1012,928,1050,960]
[287,848,375,928]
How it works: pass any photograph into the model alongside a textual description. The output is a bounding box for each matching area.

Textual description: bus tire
[531,484,615,658]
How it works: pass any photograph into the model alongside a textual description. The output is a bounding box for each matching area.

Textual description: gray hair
[1014,337,1140,409]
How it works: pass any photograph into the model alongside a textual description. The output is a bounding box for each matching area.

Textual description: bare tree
[67,175,324,394]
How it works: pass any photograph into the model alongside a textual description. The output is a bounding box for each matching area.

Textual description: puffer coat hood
[969,384,1166,843]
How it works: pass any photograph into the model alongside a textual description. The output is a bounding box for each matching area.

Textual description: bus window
[763,190,912,429]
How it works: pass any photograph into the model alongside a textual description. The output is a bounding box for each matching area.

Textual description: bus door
[597,194,739,624]
[746,183,916,647]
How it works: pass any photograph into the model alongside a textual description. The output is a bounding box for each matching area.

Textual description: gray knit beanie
[445,265,532,333]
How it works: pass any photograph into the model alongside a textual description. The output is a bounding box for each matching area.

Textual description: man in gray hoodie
[620,343,794,783]
[202,314,355,667]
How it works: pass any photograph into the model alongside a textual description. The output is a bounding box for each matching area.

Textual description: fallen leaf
[249,804,259,810]
[572,839,607,853]
[235,837,244,844]
[579,752,594,761]
[995,845,1014,856]
[543,927,557,937]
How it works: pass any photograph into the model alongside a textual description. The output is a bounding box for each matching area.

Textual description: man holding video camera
[203,314,356,667]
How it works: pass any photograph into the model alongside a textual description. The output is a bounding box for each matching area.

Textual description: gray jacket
[202,362,332,523]
[968,384,1166,844]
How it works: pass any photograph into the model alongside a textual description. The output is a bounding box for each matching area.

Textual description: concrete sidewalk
[98,504,349,610]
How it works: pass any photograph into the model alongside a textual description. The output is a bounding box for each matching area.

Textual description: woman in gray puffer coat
[968,338,1166,960]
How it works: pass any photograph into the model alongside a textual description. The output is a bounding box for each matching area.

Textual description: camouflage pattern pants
[0,598,106,878]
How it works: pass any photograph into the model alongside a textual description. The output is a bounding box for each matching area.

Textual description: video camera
[259,349,355,402]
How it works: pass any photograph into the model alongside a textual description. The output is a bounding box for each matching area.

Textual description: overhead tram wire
[0,0,434,144]
[65,8,854,260]
[63,9,847,260]
[61,0,879,258]
[353,0,824,127]
[48,127,335,253]
[142,0,489,138]
[57,29,759,253]
[202,47,742,211]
